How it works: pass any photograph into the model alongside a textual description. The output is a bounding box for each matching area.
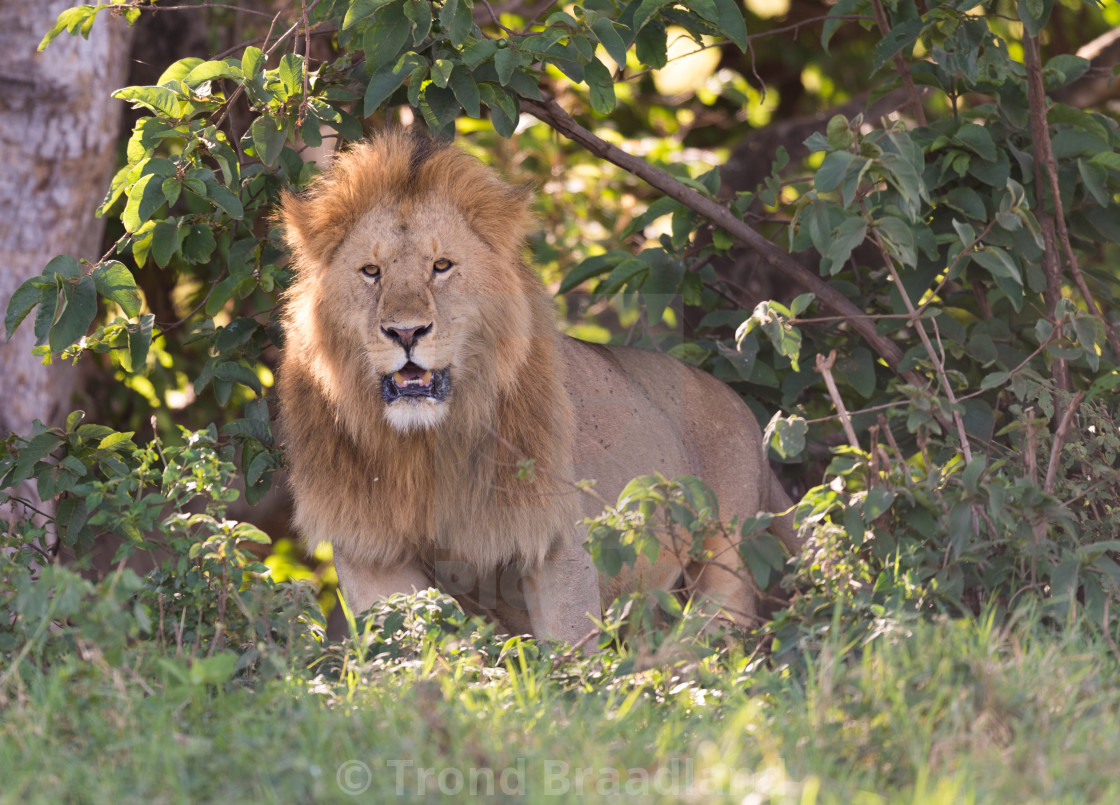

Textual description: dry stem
[816,350,861,450]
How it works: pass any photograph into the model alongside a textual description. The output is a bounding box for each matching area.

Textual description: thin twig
[816,350,861,450]
[1044,391,1084,494]
[555,627,603,662]
[869,228,971,461]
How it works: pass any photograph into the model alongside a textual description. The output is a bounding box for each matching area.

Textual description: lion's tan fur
[279,133,571,573]
[277,131,799,639]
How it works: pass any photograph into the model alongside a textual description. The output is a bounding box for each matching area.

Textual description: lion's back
[561,337,769,520]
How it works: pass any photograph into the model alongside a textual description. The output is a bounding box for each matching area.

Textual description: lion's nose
[381,323,432,348]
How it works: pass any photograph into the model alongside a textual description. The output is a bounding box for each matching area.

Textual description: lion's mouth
[381,362,450,403]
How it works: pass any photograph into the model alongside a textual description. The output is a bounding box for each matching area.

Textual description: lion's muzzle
[381,362,450,403]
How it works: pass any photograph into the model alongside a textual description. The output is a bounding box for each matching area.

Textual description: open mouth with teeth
[381,362,450,404]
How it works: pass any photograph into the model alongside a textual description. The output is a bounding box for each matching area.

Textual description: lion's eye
[433,258,454,273]
[360,264,380,279]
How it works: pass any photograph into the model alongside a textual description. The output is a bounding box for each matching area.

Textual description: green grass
[3,602,1120,804]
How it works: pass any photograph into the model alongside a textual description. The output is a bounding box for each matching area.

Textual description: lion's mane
[277,132,573,573]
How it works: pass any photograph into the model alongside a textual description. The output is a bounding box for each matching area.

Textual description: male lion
[277,131,799,643]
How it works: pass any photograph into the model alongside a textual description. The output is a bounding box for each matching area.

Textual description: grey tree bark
[0,1,131,542]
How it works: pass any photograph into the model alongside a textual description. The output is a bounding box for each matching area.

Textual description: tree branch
[522,95,926,388]
[1023,33,1120,362]
[1044,391,1084,494]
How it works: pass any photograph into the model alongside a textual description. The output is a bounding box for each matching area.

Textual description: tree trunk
[0,1,131,544]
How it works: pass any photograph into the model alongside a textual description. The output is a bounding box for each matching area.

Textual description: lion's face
[318,197,533,433]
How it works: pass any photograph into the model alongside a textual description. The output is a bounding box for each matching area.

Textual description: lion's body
[278,132,799,642]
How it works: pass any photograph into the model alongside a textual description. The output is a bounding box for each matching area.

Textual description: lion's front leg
[521,539,602,645]
[333,552,433,615]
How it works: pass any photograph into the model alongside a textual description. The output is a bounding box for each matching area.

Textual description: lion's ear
[278,189,309,256]
[467,178,535,256]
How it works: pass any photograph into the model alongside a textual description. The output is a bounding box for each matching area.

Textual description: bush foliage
[4,0,1120,681]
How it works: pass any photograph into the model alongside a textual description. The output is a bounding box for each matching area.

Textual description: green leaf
[5,279,41,341]
[440,0,474,48]
[343,0,379,29]
[623,196,680,239]
[822,216,866,274]
[419,84,460,133]
[122,173,167,233]
[494,47,517,85]
[233,521,272,545]
[506,68,543,101]
[49,275,97,353]
[1072,314,1103,372]
[278,54,304,98]
[161,176,182,208]
[241,46,264,77]
[39,5,101,50]
[863,487,895,520]
[1051,129,1109,159]
[45,254,81,280]
[836,347,875,399]
[181,223,218,265]
[1078,159,1109,207]
[33,284,59,346]
[814,150,857,194]
[461,38,498,68]
[214,361,263,394]
[980,371,1009,390]
[112,85,182,119]
[92,261,141,318]
[943,186,987,220]
[766,413,807,460]
[711,0,748,51]
[1043,54,1090,89]
[480,83,518,137]
[126,314,155,373]
[431,59,454,88]
[632,0,670,32]
[972,246,1022,284]
[364,55,419,112]
[591,18,629,67]
[10,432,63,488]
[877,216,917,267]
[189,652,239,686]
[1018,0,1053,38]
[405,0,433,44]
[789,293,814,317]
[96,431,136,452]
[822,0,860,52]
[183,59,243,87]
[1089,151,1120,173]
[149,221,179,268]
[448,65,481,117]
[157,57,204,86]
[871,17,923,72]
[954,123,997,161]
[559,251,629,293]
[364,2,413,71]
[250,116,287,167]
[634,20,668,68]
[204,181,244,220]
[584,58,616,114]
[204,275,242,317]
